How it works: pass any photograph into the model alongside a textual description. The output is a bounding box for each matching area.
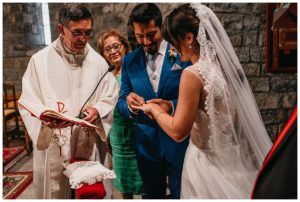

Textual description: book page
[40,109,99,129]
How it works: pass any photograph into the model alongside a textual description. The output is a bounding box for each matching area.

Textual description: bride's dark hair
[162,4,200,52]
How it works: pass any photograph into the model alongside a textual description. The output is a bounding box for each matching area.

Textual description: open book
[39,109,99,129]
[18,100,99,129]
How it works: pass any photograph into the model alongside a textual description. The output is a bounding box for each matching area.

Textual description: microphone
[77,65,115,119]
[107,65,115,72]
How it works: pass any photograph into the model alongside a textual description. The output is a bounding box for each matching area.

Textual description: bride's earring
[189,45,192,49]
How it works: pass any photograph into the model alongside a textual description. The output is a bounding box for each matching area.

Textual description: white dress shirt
[129,40,174,115]
[145,40,167,93]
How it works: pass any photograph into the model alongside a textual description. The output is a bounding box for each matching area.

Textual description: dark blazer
[117,44,191,162]
[251,107,297,199]
[117,43,191,198]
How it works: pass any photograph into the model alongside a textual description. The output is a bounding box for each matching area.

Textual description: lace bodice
[185,63,208,150]
[185,59,234,152]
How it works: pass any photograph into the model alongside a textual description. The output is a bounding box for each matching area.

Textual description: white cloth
[63,161,116,189]
[18,37,119,199]
[145,40,167,93]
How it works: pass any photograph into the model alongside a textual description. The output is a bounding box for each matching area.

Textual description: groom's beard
[143,41,160,55]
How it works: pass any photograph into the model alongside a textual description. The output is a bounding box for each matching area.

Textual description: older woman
[97,30,144,199]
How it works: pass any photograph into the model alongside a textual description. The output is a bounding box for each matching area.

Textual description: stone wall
[3,3,46,93]
[2,3,297,142]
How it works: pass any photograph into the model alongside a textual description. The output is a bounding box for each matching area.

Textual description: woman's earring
[189,45,192,49]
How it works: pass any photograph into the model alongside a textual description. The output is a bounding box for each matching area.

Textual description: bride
[133,3,272,199]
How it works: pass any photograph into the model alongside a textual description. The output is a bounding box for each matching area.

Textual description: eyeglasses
[103,43,122,54]
[64,26,94,38]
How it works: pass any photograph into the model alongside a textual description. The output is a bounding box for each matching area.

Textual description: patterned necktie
[147,54,157,72]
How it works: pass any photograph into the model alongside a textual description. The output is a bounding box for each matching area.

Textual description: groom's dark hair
[128,3,162,29]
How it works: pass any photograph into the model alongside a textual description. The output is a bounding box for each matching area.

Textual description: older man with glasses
[18,3,118,199]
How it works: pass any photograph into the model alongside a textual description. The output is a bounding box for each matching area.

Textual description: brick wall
[2,3,297,141]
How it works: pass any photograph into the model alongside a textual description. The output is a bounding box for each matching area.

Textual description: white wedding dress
[177,4,272,199]
[181,60,259,199]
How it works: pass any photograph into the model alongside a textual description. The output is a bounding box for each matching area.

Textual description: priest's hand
[41,118,73,129]
[82,107,99,123]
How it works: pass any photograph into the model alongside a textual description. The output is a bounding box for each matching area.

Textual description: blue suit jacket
[117,44,190,165]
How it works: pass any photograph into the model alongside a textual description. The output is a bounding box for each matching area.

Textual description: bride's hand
[147,99,173,114]
[132,103,160,119]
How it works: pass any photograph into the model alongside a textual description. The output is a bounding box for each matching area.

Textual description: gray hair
[58,3,93,26]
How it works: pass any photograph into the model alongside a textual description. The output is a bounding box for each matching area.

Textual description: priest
[18,4,118,199]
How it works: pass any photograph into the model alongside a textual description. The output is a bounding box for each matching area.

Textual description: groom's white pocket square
[171,64,182,71]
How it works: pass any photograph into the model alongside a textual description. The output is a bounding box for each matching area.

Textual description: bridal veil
[190,3,273,193]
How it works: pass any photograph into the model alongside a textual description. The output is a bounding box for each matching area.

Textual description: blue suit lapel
[157,44,173,96]
[134,49,156,98]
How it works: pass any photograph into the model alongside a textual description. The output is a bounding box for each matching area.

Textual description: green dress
[109,74,144,194]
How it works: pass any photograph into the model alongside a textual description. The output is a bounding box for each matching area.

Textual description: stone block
[234,47,249,62]
[11,23,24,33]
[27,34,43,46]
[248,78,269,93]
[255,93,282,109]
[221,14,243,30]
[261,109,286,125]
[13,57,29,71]
[250,46,264,62]
[32,24,38,34]
[15,12,23,23]
[208,3,240,13]
[243,63,260,77]
[252,3,266,14]
[271,76,297,92]
[243,30,258,46]
[24,3,37,14]
[237,3,253,14]
[282,92,297,109]
[10,4,22,13]
[122,3,136,17]
[115,3,129,13]
[23,13,33,24]
[227,31,242,47]
[3,67,14,82]
[103,14,123,28]
[243,15,262,30]
[3,58,13,69]
[102,4,114,14]
[24,24,31,33]
[266,125,278,142]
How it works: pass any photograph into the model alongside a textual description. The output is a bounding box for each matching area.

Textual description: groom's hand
[126,92,145,111]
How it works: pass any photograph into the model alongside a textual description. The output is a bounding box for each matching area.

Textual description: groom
[117,3,190,199]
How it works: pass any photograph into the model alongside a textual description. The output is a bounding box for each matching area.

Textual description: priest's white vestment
[18,38,119,199]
